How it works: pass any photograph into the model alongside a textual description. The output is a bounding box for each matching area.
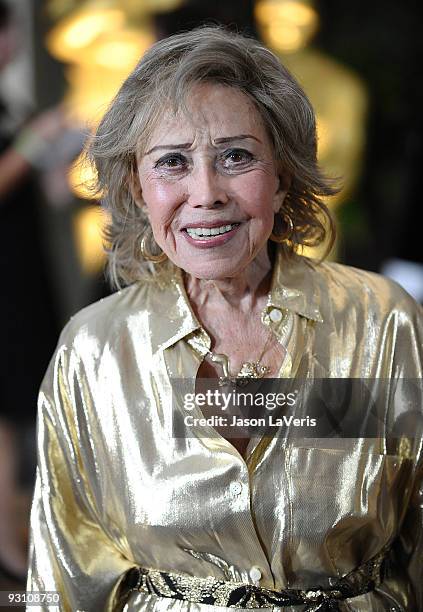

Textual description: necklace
[208,327,273,387]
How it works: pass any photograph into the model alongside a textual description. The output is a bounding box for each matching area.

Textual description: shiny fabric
[27,251,423,611]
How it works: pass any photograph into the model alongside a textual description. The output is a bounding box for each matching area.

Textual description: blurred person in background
[0,0,83,583]
[27,26,423,612]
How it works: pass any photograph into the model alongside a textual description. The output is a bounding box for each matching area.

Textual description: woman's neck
[184,247,272,314]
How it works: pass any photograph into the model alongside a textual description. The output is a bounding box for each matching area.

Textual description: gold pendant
[210,353,271,387]
[237,361,271,379]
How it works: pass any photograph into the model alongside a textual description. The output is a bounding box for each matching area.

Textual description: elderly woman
[27,26,422,612]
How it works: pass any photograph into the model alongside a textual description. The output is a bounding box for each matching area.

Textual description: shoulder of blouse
[54,281,153,354]
[52,266,192,358]
[307,259,423,324]
[62,283,143,335]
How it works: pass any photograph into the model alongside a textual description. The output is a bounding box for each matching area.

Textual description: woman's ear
[279,172,291,193]
[128,164,146,211]
[273,173,291,212]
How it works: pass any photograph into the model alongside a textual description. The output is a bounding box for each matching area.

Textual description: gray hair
[89,24,338,289]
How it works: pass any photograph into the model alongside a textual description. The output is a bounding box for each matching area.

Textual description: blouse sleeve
[396,461,423,610]
[390,290,423,608]
[26,328,136,612]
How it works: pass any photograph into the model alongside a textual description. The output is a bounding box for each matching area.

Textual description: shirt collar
[146,265,202,354]
[147,248,323,354]
[265,249,323,323]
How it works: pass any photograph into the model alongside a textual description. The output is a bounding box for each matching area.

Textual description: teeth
[186,224,236,239]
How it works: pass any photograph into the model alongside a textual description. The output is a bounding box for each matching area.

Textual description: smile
[185,223,239,239]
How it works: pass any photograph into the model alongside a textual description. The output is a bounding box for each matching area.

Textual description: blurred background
[0,0,422,601]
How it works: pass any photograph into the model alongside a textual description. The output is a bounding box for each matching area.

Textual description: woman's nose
[186,163,228,208]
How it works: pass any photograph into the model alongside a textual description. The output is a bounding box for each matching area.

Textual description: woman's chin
[177,260,245,281]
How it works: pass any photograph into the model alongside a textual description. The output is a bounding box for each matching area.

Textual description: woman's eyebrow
[145,134,261,156]
[145,142,192,155]
[213,134,262,145]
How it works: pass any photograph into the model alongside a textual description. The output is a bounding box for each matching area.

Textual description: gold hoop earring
[270,213,294,243]
[140,231,167,263]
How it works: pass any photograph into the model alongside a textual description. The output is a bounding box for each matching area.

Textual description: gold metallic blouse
[27,252,423,611]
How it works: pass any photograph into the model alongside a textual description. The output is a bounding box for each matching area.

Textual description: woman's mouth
[185,223,239,239]
[182,222,241,248]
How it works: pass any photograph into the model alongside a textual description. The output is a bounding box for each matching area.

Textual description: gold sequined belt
[117,544,391,611]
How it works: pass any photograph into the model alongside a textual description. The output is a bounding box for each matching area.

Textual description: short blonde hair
[89,24,338,289]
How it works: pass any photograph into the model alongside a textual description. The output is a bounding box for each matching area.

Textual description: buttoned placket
[161,328,273,588]
[161,309,301,591]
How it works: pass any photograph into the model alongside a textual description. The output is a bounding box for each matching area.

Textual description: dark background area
[315,0,422,269]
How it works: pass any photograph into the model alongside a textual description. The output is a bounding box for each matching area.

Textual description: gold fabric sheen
[27,250,423,611]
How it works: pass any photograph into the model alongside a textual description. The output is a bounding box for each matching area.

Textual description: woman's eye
[222,149,254,166]
[154,154,186,170]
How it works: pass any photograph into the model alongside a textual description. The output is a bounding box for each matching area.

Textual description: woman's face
[135,82,288,279]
